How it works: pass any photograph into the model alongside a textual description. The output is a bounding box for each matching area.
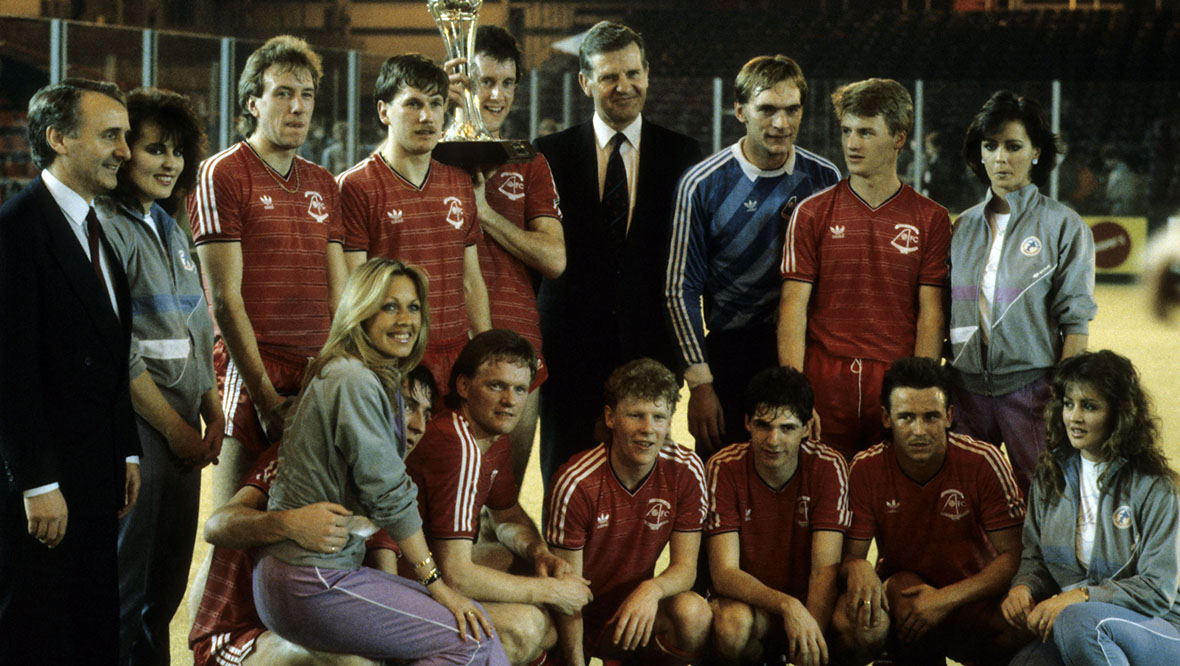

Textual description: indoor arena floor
[168,281,1180,665]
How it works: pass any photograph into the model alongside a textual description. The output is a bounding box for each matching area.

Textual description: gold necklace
[246,140,301,194]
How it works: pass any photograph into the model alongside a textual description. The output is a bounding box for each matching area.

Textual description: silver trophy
[427,0,534,166]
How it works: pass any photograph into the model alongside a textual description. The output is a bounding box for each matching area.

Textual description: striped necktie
[86,206,109,294]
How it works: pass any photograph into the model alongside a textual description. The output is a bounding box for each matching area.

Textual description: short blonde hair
[831,78,913,139]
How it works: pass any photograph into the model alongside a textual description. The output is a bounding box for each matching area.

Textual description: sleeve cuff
[684,364,713,389]
[126,456,140,465]
[23,482,59,498]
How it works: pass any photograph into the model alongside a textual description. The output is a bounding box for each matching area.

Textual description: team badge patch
[1113,505,1133,529]
[644,498,672,531]
[891,223,920,255]
[178,249,196,272]
[305,190,329,223]
[444,196,465,229]
[780,196,798,219]
[795,496,811,527]
[1020,236,1043,257]
[497,172,526,201]
[938,489,970,520]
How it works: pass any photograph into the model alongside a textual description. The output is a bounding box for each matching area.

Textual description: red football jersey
[477,153,562,360]
[337,156,480,345]
[405,409,516,544]
[780,181,950,362]
[706,440,851,600]
[846,433,1025,588]
[545,442,707,635]
[188,444,279,651]
[188,142,342,356]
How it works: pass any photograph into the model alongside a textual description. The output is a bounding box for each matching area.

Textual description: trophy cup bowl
[427,0,535,167]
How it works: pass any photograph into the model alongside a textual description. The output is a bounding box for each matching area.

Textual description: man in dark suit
[534,22,701,488]
[0,79,142,664]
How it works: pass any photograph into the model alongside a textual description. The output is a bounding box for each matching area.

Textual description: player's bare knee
[491,603,550,665]
[710,598,754,660]
[665,591,712,650]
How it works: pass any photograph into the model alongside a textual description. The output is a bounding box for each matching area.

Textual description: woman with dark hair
[947,90,1097,497]
[253,258,509,665]
[94,87,225,662]
[1002,350,1180,665]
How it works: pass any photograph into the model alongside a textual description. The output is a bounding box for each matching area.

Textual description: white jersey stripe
[780,184,837,276]
[194,144,242,237]
[665,149,734,365]
[546,444,607,545]
[450,413,481,534]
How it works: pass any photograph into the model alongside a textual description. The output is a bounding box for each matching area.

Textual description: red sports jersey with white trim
[478,153,562,358]
[337,156,480,344]
[706,440,850,599]
[780,181,950,362]
[187,142,342,356]
[188,444,279,653]
[405,409,516,544]
[846,433,1025,588]
[545,442,707,633]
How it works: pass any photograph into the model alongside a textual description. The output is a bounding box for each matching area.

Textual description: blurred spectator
[321,120,349,175]
[1100,143,1143,216]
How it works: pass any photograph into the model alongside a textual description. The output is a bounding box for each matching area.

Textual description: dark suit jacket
[534,118,701,376]
[0,176,139,517]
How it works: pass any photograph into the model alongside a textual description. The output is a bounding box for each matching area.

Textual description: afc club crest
[444,196,465,229]
[497,172,526,201]
[938,489,970,521]
[1113,505,1133,529]
[795,495,811,527]
[644,498,672,531]
[891,223,920,255]
[305,190,329,223]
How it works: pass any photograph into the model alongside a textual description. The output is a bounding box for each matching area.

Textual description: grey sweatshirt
[266,357,422,569]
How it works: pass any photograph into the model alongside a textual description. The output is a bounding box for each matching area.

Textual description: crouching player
[832,356,1028,665]
[705,367,850,666]
[188,367,437,666]
[545,359,712,666]
[405,330,593,665]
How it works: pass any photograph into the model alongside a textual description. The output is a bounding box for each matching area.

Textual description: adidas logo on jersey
[260,195,275,210]
[596,512,610,529]
[387,208,404,224]
[744,199,758,212]
[886,499,901,513]
[830,225,846,239]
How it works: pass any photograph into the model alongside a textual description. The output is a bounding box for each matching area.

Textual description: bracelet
[1081,586,1090,602]
[419,566,441,586]
[414,554,436,571]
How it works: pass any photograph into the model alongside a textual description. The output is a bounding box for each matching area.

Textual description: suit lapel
[577,122,600,212]
[33,181,126,359]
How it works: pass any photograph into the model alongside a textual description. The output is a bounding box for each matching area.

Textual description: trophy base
[432,139,536,168]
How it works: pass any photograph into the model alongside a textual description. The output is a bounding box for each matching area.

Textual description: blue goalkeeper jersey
[666,141,840,369]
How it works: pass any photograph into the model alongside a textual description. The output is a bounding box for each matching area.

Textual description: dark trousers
[704,321,780,451]
[1,500,120,665]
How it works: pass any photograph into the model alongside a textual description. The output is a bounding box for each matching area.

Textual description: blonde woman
[253,257,508,665]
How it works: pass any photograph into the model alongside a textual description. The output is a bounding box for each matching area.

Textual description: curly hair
[603,358,678,410]
[1036,350,1178,499]
[304,258,430,406]
[113,88,206,207]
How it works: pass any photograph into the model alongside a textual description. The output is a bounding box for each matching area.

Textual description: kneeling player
[189,368,437,666]
[705,367,850,666]
[405,330,592,665]
[832,356,1028,665]
[545,359,712,666]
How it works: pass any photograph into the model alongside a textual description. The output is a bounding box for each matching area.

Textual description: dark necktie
[602,132,629,250]
[86,207,109,295]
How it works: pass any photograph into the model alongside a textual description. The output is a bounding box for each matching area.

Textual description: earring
[1033,158,1039,165]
